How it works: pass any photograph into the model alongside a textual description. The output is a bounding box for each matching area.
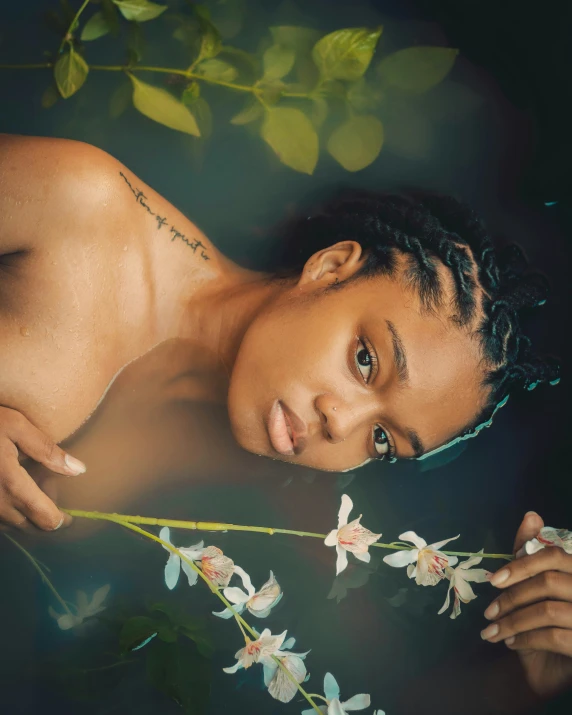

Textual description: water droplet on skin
[20,326,31,337]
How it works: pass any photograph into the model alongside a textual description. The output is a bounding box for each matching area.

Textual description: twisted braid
[274,187,560,442]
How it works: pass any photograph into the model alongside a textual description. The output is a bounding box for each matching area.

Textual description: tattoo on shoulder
[119,171,210,261]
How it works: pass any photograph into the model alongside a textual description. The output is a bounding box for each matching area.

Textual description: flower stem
[96,516,322,714]
[59,0,92,54]
[3,533,73,615]
[63,509,514,560]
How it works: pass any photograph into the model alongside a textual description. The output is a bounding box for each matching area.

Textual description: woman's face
[227,242,489,471]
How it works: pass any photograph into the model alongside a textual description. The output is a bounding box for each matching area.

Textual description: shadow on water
[0,0,571,713]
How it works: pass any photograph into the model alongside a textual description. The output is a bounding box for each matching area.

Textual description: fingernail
[64,454,86,475]
[525,511,539,519]
[53,515,65,531]
[490,569,510,586]
[505,636,515,646]
[481,624,499,640]
[484,601,500,619]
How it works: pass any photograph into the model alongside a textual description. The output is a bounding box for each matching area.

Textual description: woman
[1,133,571,703]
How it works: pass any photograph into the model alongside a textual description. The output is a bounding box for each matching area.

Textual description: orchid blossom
[302,672,371,715]
[213,567,282,619]
[438,551,491,619]
[324,494,382,575]
[383,530,459,586]
[262,637,310,703]
[160,526,234,589]
[223,628,288,673]
[517,527,572,559]
[49,584,110,631]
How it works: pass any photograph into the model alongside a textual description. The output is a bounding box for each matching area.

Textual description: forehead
[345,268,489,454]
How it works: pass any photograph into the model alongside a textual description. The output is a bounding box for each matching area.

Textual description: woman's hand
[481,511,572,698]
[0,406,86,530]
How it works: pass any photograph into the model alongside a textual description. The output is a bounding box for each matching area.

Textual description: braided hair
[274,188,560,452]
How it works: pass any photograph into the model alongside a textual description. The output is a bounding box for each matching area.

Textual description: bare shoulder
[0,134,143,255]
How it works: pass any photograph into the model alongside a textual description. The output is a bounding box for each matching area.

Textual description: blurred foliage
[46,596,214,713]
[8,0,464,173]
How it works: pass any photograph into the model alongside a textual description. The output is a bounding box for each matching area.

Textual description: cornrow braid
[273,187,560,451]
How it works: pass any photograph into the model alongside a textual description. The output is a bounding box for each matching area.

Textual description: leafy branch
[0,0,461,174]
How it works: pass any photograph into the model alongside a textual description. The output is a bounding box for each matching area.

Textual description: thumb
[513,511,545,555]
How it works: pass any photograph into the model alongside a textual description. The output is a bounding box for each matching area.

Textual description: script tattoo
[119,171,210,260]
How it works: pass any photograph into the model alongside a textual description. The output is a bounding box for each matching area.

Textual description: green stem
[0,63,53,69]
[107,518,322,715]
[63,509,514,561]
[3,534,73,615]
[59,0,92,54]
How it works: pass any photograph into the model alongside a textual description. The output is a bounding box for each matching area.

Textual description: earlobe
[298,240,364,288]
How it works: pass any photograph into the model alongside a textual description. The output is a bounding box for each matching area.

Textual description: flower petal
[335,544,349,575]
[338,494,354,528]
[429,534,460,552]
[181,559,199,587]
[399,531,427,549]
[324,672,341,701]
[342,693,371,711]
[159,526,172,548]
[262,658,278,687]
[454,576,477,603]
[212,607,236,619]
[328,698,347,715]
[461,568,490,584]
[89,584,110,612]
[325,529,339,547]
[268,654,306,703]
[223,661,244,674]
[57,614,83,630]
[337,518,381,553]
[164,551,181,590]
[353,551,371,564]
[233,565,256,597]
[383,549,417,568]
[223,587,250,605]
[438,582,453,615]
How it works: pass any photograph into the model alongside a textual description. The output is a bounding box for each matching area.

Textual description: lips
[267,400,307,457]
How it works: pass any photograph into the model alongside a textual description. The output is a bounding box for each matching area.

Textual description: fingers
[513,511,545,554]
[485,571,572,621]
[2,408,86,476]
[490,546,572,589]
[0,462,71,531]
[480,598,572,656]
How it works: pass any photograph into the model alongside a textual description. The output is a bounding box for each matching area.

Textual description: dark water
[1,1,571,714]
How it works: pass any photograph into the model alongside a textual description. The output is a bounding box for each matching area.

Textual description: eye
[373,425,390,457]
[355,339,375,383]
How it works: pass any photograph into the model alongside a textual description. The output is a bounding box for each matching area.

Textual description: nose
[314,393,373,444]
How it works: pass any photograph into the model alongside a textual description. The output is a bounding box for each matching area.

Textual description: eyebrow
[384,320,426,458]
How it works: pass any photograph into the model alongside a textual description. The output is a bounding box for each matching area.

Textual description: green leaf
[197,22,222,61]
[195,58,237,82]
[101,0,121,36]
[259,79,285,105]
[54,48,89,99]
[327,115,384,172]
[312,26,382,81]
[127,21,145,64]
[109,82,132,118]
[182,81,201,103]
[230,100,263,125]
[310,96,328,128]
[219,45,259,74]
[347,77,383,111]
[128,74,201,136]
[376,46,459,92]
[119,616,159,653]
[269,26,321,52]
[261,107,319,175]
[81,11,110,41]
[183,97,212,140]
[112,0,167,22]
[262,44,296,81]
[41,85,60,109]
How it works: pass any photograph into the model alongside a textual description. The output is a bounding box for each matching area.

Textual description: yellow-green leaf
[347,77,383,111]
[327,115,383,172]
[261,107,318,175]
[312,27,382,81]
[128,74,200,136]
[112,0,166,22]
[81,11,110,41]
[54,49,89,99]
[262,44,296,81]
[195,58,238,82]
[310,96,328,128]
[109,82,132,118]
[230,100,263,125]
[377,46,459,92]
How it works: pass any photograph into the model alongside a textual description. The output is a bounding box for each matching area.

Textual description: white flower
[262,637,310,703]
[517,527,572,559]
[49,584,110,631]
[324,494,382,575]
[302,672,371,715]
[213,567,283,619]
[223,628,287,673]
[383,530,459,586]
[160,526,234,589]
[438,551,491,619]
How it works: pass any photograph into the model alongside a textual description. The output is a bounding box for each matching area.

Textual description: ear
[297,241,365,289]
